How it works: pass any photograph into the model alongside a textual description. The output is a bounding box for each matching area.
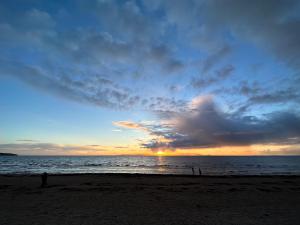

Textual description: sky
[0,0,300,156]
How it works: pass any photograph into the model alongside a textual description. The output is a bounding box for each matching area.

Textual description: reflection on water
[156,156,166,173]
[1,155,300,175]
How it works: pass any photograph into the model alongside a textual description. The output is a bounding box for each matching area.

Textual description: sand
[0,174,300,225]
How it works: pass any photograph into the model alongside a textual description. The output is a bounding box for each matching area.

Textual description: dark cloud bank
[142,97,300,150]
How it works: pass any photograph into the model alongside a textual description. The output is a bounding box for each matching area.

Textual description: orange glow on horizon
[56,143,298,156]
[156,151,165,155]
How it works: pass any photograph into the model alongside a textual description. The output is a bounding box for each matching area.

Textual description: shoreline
[1,173,300,178]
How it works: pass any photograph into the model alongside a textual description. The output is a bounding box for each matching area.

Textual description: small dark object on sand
[41,172,48,187]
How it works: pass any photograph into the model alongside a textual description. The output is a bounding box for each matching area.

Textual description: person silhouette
[192,167,195,175]
[198,168,202,176]
[41,172,48,188]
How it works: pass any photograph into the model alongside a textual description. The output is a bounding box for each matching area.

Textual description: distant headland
[0,153,18,156]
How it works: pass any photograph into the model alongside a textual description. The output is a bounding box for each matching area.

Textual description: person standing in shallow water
[192,167,195,175]
[199,168,202,176]
[41,172,48,187]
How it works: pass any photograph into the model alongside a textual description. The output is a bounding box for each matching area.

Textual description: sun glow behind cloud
[110,95,300,155]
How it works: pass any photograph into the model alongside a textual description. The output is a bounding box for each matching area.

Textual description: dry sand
[0,174,300,225]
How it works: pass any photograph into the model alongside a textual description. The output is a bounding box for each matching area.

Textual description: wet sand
[0,174,300,225]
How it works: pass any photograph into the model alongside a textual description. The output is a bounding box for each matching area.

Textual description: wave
[1,156,300,175]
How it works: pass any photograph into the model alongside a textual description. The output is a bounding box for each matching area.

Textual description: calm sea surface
[0,156,300,175]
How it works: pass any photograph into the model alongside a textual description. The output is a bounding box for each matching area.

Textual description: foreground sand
[0,174,300,225]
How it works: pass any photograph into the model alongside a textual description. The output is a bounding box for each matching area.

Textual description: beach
[0,174,299,225]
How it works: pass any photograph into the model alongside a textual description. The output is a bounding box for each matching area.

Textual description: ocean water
[0,156,300,175]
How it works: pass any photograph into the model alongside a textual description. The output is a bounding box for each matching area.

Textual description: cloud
[238,81,261,96]
[87,0,156,42]
[214,80,300,112]
[0,143,108,155]
[260,145,300,155]
[142,96,300,150]
[145,97,187,113]
[169,85,183,93]
[149,45,184,73]
[227,81,300,112]
[203,0,300,71]
[0,60,142,109]
[191,64,235,89]
[113,121,148,131]
[0,0,299,120]
[248,88,300,105]
[201,46,232,73]
[146,0,300,69]
[0,2,185,110]
[112,129,122,132]
[16,139,37,142]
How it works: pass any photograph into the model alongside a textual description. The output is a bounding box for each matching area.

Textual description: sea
[0,156,300,175]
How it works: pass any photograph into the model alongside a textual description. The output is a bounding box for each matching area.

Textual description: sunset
[1,0,300,156]
[0,1,300,225]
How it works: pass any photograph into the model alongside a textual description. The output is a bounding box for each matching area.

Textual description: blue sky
[0,0,300,155]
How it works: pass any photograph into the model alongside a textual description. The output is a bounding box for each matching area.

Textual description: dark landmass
[0,153,17,156]
[0,174,300,225]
